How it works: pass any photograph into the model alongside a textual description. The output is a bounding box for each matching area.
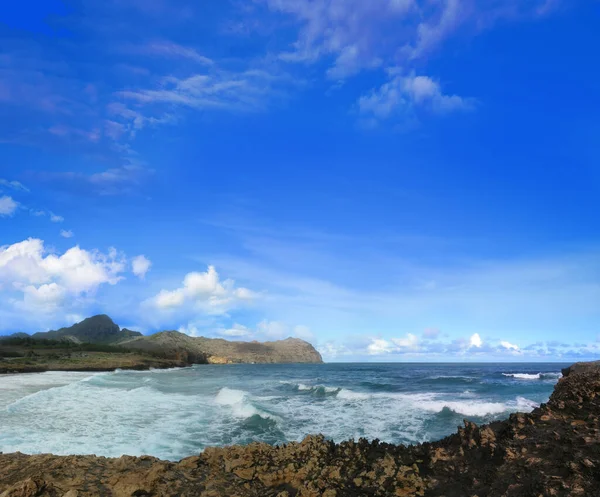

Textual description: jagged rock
[1,363,600,496]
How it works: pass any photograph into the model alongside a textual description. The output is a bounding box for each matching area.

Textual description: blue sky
[0,0,599,362]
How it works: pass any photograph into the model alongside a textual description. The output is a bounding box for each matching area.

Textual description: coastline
[1,362,598,496]
[0,354,190,375]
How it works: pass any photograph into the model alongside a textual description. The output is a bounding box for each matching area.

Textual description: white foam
[337,389,371,401]
[297,383,339,394]
[417,399,507,416]
[502,372,562,380]
[215,387,276,420]
[0,372,96,410]
[514,396,540,411]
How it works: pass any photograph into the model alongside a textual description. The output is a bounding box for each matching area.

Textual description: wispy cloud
[119,67,291,113]
[0,179,29,192]
[137,41,214,65]
[38,165,153,196]
[260,0,561,77]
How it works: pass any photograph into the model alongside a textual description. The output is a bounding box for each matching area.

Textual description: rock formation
[1,362,600,496]
[121,331,323,364]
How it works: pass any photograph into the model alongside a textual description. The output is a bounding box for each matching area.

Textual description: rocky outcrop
[562,360,600,377]
[2,362,600,496]
[121,332,323,364]
[31,315,142,345]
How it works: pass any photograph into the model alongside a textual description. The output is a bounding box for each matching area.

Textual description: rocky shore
[1,362,599,497]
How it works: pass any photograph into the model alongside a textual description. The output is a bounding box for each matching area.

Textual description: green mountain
[0,332,30,341]
[31,315,142,344]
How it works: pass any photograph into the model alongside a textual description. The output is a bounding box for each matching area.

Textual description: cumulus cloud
[50,213,64,223]
[60,230,74,239]
[131,255,152,279]
[0,196,19,216]
[368,333,420,354]
[470,333,483,348]
[152,265,256,314]
[0,238,127,313]
[358,73,474,123]
[500,341,519,351]
[367,338,396,355]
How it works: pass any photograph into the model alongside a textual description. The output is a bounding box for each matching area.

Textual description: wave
[297,384,340,395]
[337,389,371,401]
[215,388,278,421]
[502,372,562,380]
[333,388,539,417]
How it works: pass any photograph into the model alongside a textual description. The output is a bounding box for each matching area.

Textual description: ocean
[0,363,565,461]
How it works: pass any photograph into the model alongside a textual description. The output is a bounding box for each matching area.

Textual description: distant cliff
[121,331,324,364]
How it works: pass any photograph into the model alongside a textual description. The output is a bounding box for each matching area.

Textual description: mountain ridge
[30,315,142,344]
[3,315,323,365]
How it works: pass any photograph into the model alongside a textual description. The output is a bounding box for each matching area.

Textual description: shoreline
[0,362,193,375]
[1,361,598,496]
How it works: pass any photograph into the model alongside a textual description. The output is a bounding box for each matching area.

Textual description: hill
[31,315,142,344]
[121,331,323,364]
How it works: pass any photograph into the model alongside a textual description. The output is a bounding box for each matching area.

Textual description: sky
[0,0,599,362]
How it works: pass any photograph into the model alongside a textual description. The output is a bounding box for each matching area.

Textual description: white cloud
[367,338,396,355]
[367,333,420,355]
[318,341,352,359]
[256,319,289,339]
[470,333,483,348]
[358,73,474,122]
[131,255,152,279]
[219,323,253,338]
[0,179,29,192]
[60,230,74,239]
[391,332,419,349]
[178,324,202,337]
[176,319,314,342]
[262,0,557,79]
[142,41,214,65]
[500,341,519,351]
[0,238,126,313]
[152,265,256,314]
[50,213,64,223]
[0,196,19,216]
[262,0,415,79]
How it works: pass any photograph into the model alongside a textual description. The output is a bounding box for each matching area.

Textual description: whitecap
[502,372,562,380]
[214,388,277,421]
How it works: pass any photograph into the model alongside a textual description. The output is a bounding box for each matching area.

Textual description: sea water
[0,363,564,460]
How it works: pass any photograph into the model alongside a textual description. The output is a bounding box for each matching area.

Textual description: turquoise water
[0,363,565,460]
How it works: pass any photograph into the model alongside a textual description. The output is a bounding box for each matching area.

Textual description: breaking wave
[502,372,562,380]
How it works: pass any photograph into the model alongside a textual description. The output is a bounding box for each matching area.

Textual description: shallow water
[0,363,565,460]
